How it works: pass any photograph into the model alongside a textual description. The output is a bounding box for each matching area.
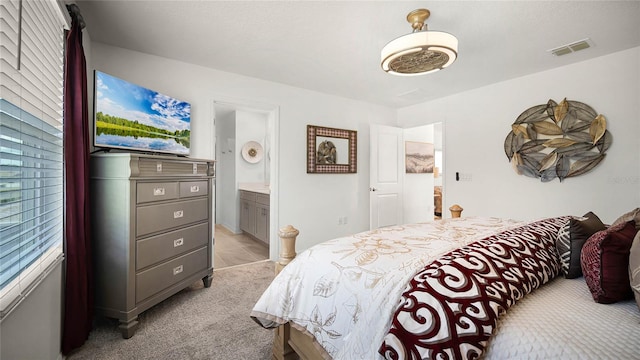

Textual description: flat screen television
[93,70,191,156]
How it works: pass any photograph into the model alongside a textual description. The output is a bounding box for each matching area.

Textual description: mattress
[485,276,640,359]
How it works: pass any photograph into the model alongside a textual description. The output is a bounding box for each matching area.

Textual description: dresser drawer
[136,222,209,270]
[138,158,209,177]
[136,247,208,302]
[136,198,209,237]
[179,181,208,198]
[137,182,179,203]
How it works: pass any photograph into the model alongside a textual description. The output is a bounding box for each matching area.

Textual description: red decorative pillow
[581,221,638,303]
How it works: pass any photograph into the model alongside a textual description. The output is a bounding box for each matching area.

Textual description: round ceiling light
[381,9,458,76]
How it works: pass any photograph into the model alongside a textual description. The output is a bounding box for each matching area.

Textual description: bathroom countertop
[238,183,270,195]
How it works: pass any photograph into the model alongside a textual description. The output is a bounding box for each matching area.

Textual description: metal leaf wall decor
[504,98,611,182]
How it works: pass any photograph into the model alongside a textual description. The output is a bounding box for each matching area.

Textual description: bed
[251,214,640,360]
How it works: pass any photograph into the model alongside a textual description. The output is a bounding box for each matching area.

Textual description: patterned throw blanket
[380,216,570,360]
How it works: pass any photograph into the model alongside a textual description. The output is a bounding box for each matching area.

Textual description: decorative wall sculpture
[504,98,611,182]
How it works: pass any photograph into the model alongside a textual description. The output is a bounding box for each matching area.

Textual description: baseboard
[215,223,241,235]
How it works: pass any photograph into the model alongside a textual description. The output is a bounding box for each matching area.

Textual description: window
[0,0,67,318]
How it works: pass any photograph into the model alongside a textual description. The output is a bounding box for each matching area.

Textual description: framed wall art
[405,141,434,173]
[307,125,357,173]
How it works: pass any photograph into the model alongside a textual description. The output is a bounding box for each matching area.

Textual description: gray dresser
[90,153,215,338]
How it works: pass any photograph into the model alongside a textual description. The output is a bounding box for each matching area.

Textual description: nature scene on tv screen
[94,71,191,155]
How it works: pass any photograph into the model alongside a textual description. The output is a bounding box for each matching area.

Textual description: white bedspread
[251,217,525,359]
[486,276,640,360]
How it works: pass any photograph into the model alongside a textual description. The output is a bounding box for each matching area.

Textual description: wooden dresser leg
[118,317,139,339]
[202,274,213,288]
[272,323,296,360]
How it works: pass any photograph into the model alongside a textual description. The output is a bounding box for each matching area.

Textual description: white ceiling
[75,1,640,108]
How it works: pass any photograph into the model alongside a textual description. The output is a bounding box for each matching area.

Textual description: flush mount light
[381,9,458,76]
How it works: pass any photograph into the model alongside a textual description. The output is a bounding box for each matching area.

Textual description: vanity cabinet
[239,190,270,244]
[90,153,215,338]
[239,191,256,236]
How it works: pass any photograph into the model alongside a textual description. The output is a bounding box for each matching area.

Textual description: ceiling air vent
[548,38,593,56]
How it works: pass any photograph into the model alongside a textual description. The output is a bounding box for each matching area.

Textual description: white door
[370,125,404,229]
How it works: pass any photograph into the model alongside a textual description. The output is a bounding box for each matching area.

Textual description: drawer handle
[173,238,184,247]
[173,265,183,275]
[190,185,199,193]
[173,210,184,219]
[153,187,165,196]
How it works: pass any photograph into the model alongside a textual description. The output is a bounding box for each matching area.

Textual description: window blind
[0,0,68,319]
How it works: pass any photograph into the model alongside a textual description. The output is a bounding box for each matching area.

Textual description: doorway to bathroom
[212,99,279,269]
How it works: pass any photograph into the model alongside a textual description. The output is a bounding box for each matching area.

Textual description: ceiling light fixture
[381,9,458,76]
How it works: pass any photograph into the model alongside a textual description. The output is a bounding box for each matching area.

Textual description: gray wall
[215,111,237,232]
[398,47,640,224]
[0,263,63,360]
[90,41,398,253]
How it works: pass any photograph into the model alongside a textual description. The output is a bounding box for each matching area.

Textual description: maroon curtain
[61,6,93,355]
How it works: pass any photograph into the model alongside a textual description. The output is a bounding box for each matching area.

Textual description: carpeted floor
[67,260,275,360]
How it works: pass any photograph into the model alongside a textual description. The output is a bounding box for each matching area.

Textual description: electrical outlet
[343,216,348,224]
